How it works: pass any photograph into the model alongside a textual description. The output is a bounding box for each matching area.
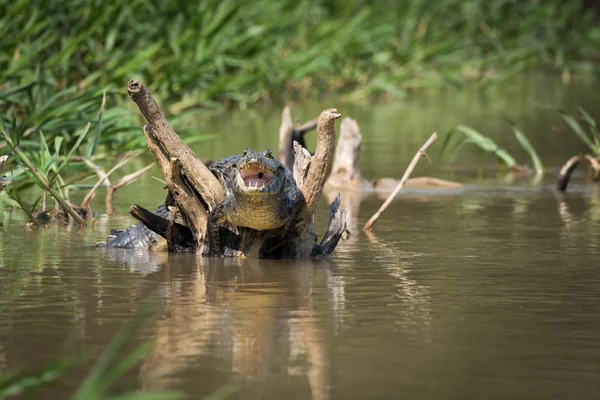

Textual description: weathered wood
[293,141,312,187]
[326,117,372,190]
[363,132,438,231]
[298,109,341,232]
[122,80,345,258]
[557,154,600,191]
[144,125,208,251]
[127,79,223,210]
[278,107,318,171]
[312,194,347,257]
[278,106,295,171]
[105,163,154,214]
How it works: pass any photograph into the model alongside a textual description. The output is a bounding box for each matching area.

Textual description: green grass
[560,107,600,156]
[441,107,600,176]
[440,122,544,174]
[1,0,599,110]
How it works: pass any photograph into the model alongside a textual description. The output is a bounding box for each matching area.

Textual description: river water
[1,72,599,399]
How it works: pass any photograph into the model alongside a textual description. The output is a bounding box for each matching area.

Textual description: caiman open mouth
[239,166,275,188]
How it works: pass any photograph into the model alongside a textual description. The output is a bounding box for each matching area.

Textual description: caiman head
[232,148,286,197]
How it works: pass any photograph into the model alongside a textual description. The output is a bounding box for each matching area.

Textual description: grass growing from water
[440,122,544,174]
[441,107,600,189]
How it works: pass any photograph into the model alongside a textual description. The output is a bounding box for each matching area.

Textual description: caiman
[98,148,306,256]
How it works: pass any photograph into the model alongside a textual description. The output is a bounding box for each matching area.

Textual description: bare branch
[278,106,295,170]
[363,132,438,231]
[557,155,582,192]
[127,79,223,209]
[81,157,131,210]
[105,163,154,214]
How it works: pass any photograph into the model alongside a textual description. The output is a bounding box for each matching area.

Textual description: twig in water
[363,132,438,231]
[81,157,131,210]
[105,163,154,214]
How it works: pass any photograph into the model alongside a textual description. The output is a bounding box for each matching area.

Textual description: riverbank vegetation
[440,108,600,191]
[1,0,600,221]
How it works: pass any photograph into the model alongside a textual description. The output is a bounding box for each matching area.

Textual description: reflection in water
[132,256,335,400]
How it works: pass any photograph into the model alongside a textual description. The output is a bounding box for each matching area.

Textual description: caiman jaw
[239,165,274,189]
[235,162,281,194]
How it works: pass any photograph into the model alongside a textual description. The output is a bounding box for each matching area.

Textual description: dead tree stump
[125,80,346,258]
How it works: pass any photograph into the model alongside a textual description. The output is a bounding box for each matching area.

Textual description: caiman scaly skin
[98,148,304,253]
[208,148,304,255]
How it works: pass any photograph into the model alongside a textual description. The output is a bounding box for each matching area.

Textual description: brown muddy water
[1,73,600,399]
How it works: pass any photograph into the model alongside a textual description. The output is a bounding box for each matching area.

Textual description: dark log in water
[557,154,600,192]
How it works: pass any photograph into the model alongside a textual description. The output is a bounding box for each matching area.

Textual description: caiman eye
[265,149,273,159]
[242,150,248,157]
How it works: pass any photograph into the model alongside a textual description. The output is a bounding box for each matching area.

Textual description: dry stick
[278,106,295,170]
[557,155,582,192]
[363,132,438,231]
[81,157,131,210]
[278,106,318,170]
[105,163,154,214]
[127,79,223,210]
[84,159,111,187]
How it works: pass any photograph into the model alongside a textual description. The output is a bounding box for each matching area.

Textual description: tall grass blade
[72,303,167,400]
[508,122,544,173]
[560,110,595,149]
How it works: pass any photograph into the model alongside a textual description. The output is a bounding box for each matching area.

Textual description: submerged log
[120,80,346,258]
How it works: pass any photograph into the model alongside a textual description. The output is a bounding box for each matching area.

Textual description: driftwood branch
[293,141,312,187]
[143,125,208,250]
[557,154,600,191]
[105,163,154,214]
[325,117,372,190]
[557,155,582,192]
[278,106,318,170]
[119,80,346,258]
[363,132,438,231]
[312,194,347,257]
[81,157,131,210]
[298,109,341,232]
[278,106,295,170]
[127,79,223,210]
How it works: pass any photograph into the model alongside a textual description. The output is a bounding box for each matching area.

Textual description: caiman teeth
[240,166,274,189]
